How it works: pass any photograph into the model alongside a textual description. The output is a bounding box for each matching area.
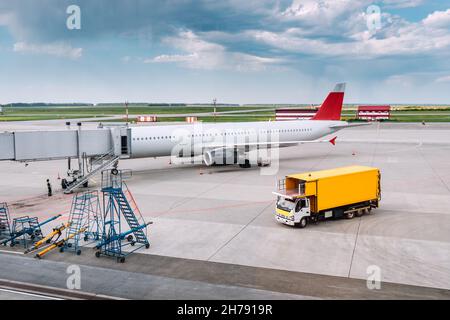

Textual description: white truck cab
[275,196,311,228]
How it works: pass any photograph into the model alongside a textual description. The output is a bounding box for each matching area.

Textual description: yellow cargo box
[280,166,380,213]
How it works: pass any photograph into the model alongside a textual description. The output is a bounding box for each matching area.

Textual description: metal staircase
[63,194,87,254]
[109,187,148,245]
[0,203,11,241]
[96,169,150,262]
[64,151,119,194]
[63,191,102,254]
[10,216,43,248]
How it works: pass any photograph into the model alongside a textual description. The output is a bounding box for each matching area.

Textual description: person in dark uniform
[47,179,52,197]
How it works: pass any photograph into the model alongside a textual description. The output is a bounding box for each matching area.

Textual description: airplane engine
[203,149,238,166]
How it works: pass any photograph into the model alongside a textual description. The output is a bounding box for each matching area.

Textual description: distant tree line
[7,103,94,107]
[95,103,189,107]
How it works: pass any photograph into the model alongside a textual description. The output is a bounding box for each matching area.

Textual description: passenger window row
[132,128,312,141]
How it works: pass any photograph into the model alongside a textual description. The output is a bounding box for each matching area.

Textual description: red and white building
[137,115,158,123]
[275,108,318,121]
[357,106,391,121]
[186,116,198,123]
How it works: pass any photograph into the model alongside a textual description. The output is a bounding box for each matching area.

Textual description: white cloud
[423,9,450,29]
[280,0,372,33]
[146,53,198,63]
[436,75,450,83]
[382,0,425,9]
[147,30,281,71]
[121,56,132,63]
[0,13,14,26]
[13,42,83,59]
[282,0,369,20]
[244,8,450,59]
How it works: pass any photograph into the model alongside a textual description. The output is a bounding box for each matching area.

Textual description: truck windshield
[277,197,295,212]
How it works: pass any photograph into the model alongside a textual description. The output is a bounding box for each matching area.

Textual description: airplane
[127,83,364,168]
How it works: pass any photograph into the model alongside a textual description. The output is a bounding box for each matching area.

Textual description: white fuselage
[129,120,344,159]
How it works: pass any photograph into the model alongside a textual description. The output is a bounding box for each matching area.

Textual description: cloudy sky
[0,0,449,104]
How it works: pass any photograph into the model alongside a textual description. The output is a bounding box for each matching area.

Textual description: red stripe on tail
[312,83,345,121]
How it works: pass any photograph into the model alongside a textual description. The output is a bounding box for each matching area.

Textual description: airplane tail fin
[311,83,345,121]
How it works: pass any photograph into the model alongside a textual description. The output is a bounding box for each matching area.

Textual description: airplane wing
[329,122,371,130]
[200,136,337,150]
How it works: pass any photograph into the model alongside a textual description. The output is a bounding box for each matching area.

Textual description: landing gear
[239,159,251,169]
[257,157,271,167]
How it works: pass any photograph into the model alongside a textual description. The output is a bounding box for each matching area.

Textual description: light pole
[213,98,217,123]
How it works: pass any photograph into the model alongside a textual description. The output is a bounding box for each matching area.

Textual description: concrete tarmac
[0,122,449,298]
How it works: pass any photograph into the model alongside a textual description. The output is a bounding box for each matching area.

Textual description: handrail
[90,149,116,169]
[123,182,142,217]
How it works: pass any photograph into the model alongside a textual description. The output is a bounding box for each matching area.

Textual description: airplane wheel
[239,160,251,168]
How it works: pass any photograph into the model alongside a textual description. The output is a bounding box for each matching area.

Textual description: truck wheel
[356,210,364,217]
[346,212,355,219]
[297,217,308,228]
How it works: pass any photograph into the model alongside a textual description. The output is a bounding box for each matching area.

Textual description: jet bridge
[0,124,132,193]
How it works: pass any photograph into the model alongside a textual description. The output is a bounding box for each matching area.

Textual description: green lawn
[2,105,274,116]
[1,104,450,123]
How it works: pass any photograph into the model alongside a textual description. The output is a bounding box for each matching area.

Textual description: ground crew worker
[47,179,52,197]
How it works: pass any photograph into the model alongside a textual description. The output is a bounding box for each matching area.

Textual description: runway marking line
[0,287,63,300]
[0,249,24,255]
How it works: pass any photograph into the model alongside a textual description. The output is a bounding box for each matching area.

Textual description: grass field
[1,104,450,123]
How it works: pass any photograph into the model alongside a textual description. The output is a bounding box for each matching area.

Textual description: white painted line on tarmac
[0,288,63,300]
[0,249,24,255]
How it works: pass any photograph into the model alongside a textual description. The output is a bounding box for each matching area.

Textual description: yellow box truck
[273,166,380,228]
